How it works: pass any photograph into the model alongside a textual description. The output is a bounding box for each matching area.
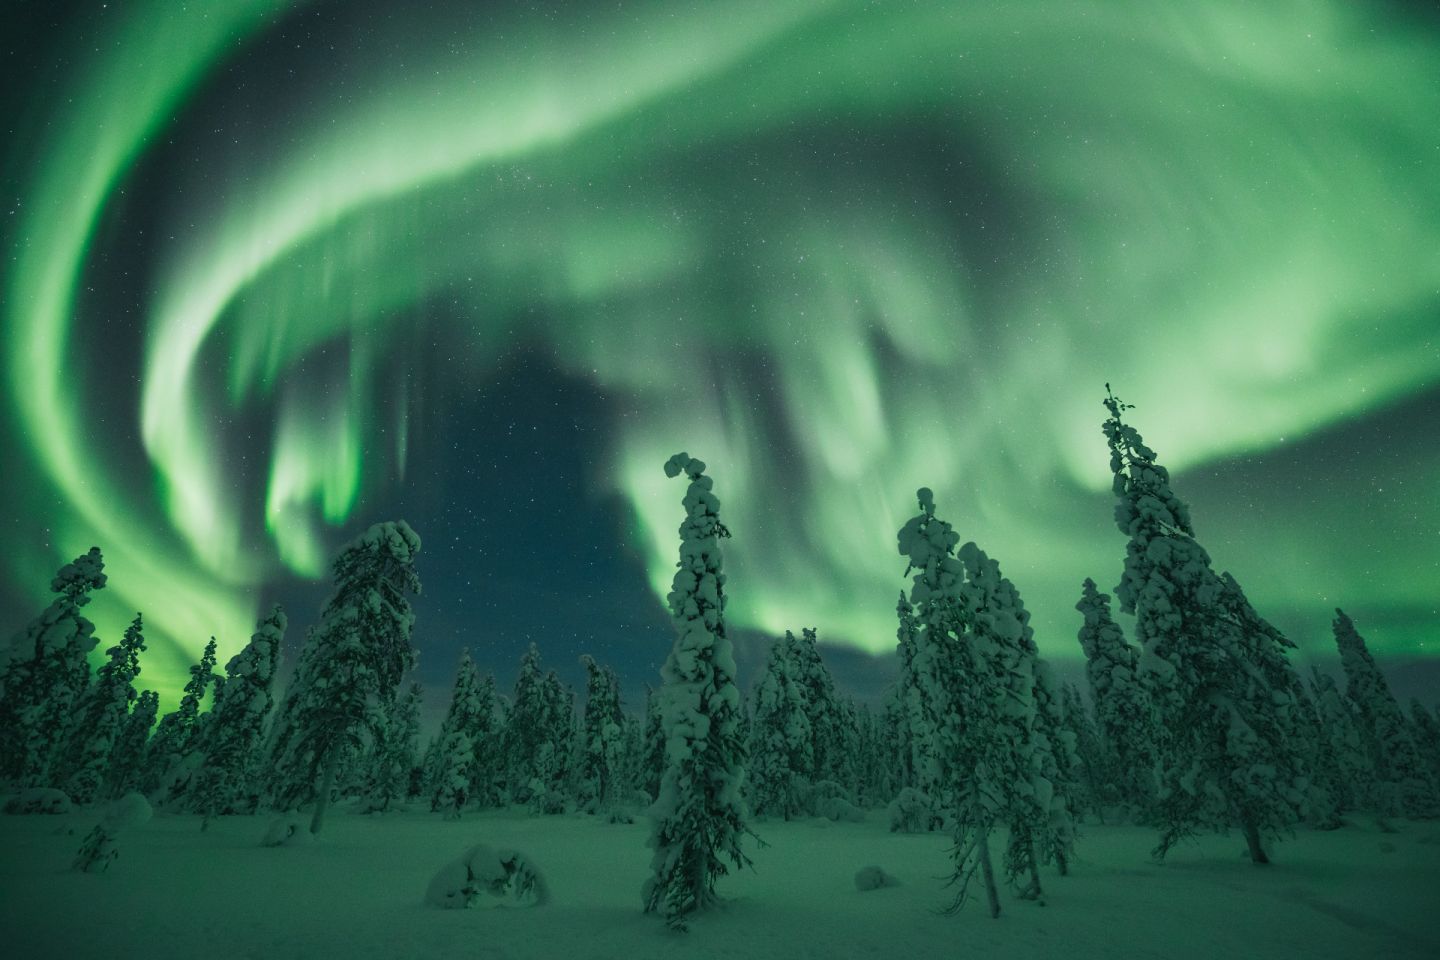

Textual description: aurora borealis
[3,0,1438,706]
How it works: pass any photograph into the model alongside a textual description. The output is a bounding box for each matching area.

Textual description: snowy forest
[2,393,1437,957]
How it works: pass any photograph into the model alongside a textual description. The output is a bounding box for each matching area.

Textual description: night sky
[3,0,1438,713]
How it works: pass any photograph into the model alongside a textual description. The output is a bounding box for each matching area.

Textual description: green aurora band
[5,0,1439,704]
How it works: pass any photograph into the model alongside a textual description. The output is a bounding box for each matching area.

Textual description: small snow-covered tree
[643,453,751,929]
[504,644,552,803]
[746,632,812,820]
[189,607,285,825]
[579,655,625,813]
[143,637,218,801]
[1075,578,1156,816]
[1410,699,1440,782]
[269,521,422,835]
[105,690,159,799]
[1059,681,1106,820]
[430,649,488,818]
[363,681,423,812]
[1102,387,1302,863]
[0,547,107,787]
[60,614,146,804]
[1334,609,1439,818]
[1310,668,1376,814]
[792,627,849,787]
[640,686,664,802]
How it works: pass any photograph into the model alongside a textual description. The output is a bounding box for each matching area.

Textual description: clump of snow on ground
[854,865,900,891]
[261,817,315,847]
[425,842,548,909]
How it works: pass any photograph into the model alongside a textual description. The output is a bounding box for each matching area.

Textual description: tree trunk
[1026,841,1045,900]
[1242,819,1270,865]
[978,831,1001,919]
[1054,842,1069,877]
[309,749,342,836]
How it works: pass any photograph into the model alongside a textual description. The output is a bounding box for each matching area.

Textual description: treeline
[2,392,1439,927]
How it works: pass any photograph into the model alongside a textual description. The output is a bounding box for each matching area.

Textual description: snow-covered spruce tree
[270,521,422,836]
[431,649,487,818]
[1334,609,1439,818]
[1410,699,1440,782]
[792,627,850,788]
[362,681,422,813]
[640,686,664,802]
[891,592,922,793]
[1102,387,1302,863]
[0,547,107,787]
[1075,578,1156,817]
[503,644,551,804]
[1030,658,1080,873]
[580,655,626,813]
[188,607,285,825]
[105,690,159,799]
[1214,573,1330,827]
[534,669,575,811]
[643,453,751,929]
[1059,681,1106,821]
[142,638,218,801]
[953,538,1061,898]
[897,488,1021,917]
[1309,668,1376,814]
[59,614,146,805]
[746,631,813,820]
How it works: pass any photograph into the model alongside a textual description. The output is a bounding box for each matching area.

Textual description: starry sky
[3,0,1438,713]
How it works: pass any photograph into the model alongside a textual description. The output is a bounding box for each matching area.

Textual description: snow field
[2,810,1438,960]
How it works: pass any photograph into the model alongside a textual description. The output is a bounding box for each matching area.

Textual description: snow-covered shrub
[854,866,900,891]
[886,787,937,833]
[811,782,864,822]
[73,792,152,873]
[425,843,548,909]
[4,787,74,815]
[260,817,314,847]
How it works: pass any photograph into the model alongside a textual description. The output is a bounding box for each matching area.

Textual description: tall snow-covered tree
[892,592,923,793]
[189,607,285,825]
[105,690,159,799]
[143,637,218,800]
[579,655,626,812]
[269,521,422,835]
[60,614,147,804]
[1075,578,1156,816]
[643,453,750,929]
[953,536,1059,899]
[0,547,107,786]
[897,488,1036,917]
[1333,609,1439,818]
[746,632,813,820]
[1102,387,1303,863]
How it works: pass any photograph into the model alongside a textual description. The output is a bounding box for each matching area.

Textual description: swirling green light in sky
[5,0,1439,703]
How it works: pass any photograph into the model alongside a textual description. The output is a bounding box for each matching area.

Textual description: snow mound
[261,817,314,847]
[886,788,938,833]
[854,866,900,891]
[4,788,74,815]
[101,792,152,831]
[425,843,548,909]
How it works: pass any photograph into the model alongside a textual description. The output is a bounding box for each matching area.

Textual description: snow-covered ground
[2,807,1437,960]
